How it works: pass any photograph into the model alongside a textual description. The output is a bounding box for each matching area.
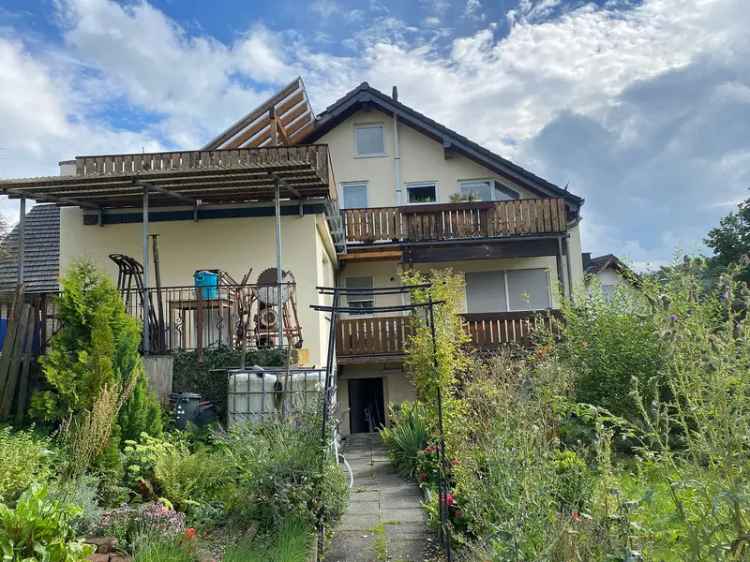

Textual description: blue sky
[0,0,747,269]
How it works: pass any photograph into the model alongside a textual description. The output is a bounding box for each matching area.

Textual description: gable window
[459,179,519,202]
[342,182,368,209]
[345,276,374,311]
[465,269,550,313]
[406,182,437,204]
[354,124,385,157]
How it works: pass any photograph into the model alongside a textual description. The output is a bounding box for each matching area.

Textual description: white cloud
[0,0,747,264]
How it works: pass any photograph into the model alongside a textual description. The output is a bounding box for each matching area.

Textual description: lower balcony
[335,310,555,363]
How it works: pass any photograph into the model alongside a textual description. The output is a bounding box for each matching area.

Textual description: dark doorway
[348,378,385,433]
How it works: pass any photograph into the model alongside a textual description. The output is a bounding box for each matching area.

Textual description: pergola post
[274,177,284,348]
[142,187,150,354]
[17,197,25,285]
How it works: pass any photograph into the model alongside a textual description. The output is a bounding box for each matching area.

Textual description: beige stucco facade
[318,108,537,207]
[59,206,336,367]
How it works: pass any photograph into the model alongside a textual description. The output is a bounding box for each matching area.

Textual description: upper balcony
[0,144,336,210]
[342,198,568,248]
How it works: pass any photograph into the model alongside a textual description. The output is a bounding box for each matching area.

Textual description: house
[583,253,636,299]
[0,77,585,434]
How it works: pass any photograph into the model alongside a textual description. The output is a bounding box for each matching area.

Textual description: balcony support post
[142,186,150,354]
[17,197,25,285]
[274,176,284,348]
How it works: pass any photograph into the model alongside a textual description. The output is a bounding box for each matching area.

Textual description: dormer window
[354,124,385,157]
[459,179,519,202]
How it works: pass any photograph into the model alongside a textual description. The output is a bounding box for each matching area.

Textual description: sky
[0,0,748,269]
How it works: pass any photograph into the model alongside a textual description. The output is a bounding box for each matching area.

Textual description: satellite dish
[255,268,293,305]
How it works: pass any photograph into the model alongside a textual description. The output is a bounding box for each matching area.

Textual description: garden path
[325,433,432,562]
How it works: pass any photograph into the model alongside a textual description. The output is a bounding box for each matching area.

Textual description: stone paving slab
[325,433,431,562]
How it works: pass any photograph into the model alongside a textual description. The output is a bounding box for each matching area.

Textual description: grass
[132,536,195,562]
[223,518,312,562]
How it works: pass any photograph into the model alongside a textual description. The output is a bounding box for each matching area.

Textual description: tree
[31,261,162,442]
[705,196,750,283]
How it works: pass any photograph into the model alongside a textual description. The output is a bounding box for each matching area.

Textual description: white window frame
[405,181,439,205]
[464,268,552,313]
[345,276,375,312]
[341,181,369,209]
[353,123,386,158]
[458,178,519,202]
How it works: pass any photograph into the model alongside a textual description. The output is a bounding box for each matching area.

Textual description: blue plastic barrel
[194,270,219,299]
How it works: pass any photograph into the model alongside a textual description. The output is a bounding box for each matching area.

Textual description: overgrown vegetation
[384,264,750,561]
[0,262,345,561]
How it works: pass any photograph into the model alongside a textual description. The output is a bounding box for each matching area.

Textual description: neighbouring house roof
[583,253,633,277]
[0,204,60,294]
[296,82,585,209]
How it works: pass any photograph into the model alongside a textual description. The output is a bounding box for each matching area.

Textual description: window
[506,269,550,310]
[406,182,437,204]
[466,271,507,313]
[354,124,385,156]
[459,179,519,202]
[465,269,550,313]
[345,276,374,311]
[342,182,368,209]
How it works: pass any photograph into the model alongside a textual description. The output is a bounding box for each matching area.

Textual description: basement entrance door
[348,378,385,433]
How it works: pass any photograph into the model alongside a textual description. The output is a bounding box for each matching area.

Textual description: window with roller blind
[342,182,368,209]
[465,269,550,313]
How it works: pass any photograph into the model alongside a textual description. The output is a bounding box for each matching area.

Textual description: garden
[383,264,750,561]
[0,262,348,562]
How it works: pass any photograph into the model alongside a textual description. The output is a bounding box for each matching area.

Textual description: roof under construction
[0,144,334,209]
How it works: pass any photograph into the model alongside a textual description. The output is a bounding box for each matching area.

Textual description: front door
[348,378,385,433]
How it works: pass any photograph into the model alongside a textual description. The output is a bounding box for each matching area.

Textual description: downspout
[392,86,402,206]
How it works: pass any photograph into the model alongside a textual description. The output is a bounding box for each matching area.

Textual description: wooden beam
[339,249,403,262]
[136,180,194,205]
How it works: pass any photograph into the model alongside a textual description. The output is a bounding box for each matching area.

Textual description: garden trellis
[312,283,454,561]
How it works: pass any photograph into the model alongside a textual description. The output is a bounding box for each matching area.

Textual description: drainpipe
[392,86,402,205]
[556,236,567,300]
[563,234,575,304]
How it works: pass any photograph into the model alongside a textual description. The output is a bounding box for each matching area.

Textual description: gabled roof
[296,82,584,208]
[0,204,60,293]
[584,253,630,276]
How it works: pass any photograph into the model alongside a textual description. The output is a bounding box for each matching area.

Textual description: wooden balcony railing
[343,198,568,244]
[335,310,556,360]
[336,315,411,359]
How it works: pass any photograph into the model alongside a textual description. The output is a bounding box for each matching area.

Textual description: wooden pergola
[0,143,335,353]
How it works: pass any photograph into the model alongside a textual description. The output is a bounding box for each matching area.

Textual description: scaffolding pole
[142,187,150,354]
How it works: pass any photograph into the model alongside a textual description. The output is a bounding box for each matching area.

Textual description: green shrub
[551,450,591,512]
[559,283,664,418]
[0,426,56,504]
[32,262,162,471]
[222,416,348,531]
[223,518,312,562]
[47,473,103,536]
[379,401,431,479]
[153,443,231,512]
[0,484,95,561]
